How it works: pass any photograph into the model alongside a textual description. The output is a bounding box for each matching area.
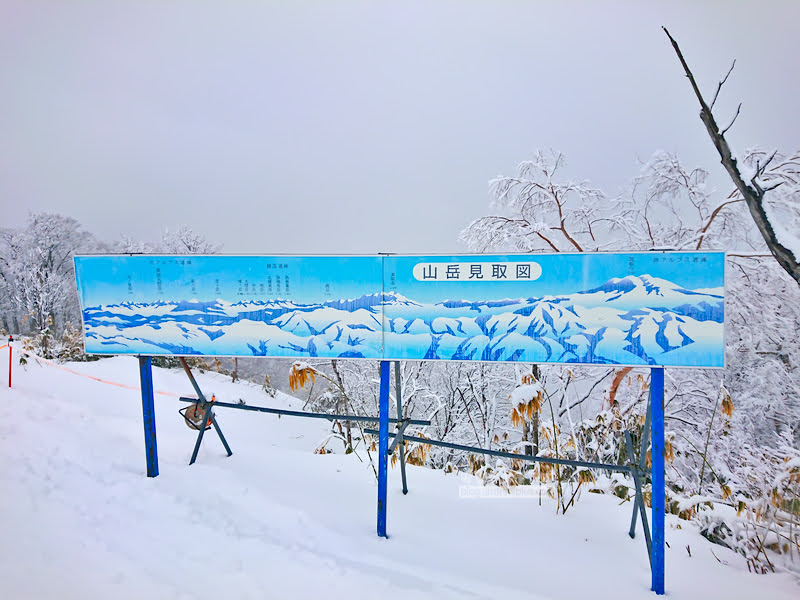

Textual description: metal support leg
[625,430,652,564]
[388,419,410,455]
[629,400,652,540]
[138,356,159,477]
[180,357,233,465]
[394,361,409,495]
[189,402,213,466]
[377,360,390,538]
[651,368,665,595]
[187,401,233,465]
[180,358,207,402]
[210,412,233,457]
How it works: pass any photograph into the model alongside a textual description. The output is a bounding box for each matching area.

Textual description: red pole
[8,335,12,388]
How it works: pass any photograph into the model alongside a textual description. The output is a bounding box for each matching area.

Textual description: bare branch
[720,102,742,136]
[762,181,784,193]
[535,231,560,252]
[557,370,614,418]
[559,226,584,252]
[695,198,743,249]
[758,150,778,176]
[709,60,736,111]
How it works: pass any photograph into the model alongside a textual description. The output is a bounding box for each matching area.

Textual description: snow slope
[1,354,795,600]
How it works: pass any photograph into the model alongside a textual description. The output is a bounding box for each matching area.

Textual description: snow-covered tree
[115,225,222,255]
[459,147,800,569]
[0,213,102,337]
[459,150,608,253]
[159,225,223,254]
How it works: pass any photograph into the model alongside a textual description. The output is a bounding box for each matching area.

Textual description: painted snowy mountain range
[81,275,724,366]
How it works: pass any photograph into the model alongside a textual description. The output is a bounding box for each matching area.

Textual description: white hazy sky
[2,1,798,254]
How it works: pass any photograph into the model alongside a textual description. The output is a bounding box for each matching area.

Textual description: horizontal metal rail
[364,429,638,474]
[179,397,431,426]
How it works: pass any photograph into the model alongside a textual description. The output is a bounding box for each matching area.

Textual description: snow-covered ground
[1,353,796,599]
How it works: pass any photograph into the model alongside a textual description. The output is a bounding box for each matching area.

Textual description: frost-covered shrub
[18,318,98,362]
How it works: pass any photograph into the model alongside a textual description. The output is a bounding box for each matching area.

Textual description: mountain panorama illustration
[81,274,724,367]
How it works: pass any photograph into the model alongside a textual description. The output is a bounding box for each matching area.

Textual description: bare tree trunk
[330,359,353,452]
[522,420,532,455]
[664,27,800,287]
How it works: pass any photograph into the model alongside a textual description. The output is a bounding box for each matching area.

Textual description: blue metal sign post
[377,360,390,538]
[138,356,159,478]
[650,367,665,594]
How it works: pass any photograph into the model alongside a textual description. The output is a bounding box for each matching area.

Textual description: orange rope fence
[13,346,183,398]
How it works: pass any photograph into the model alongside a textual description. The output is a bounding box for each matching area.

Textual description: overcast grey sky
[2,1,798,254]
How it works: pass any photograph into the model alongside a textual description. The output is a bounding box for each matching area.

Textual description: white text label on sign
[412,261,543,282]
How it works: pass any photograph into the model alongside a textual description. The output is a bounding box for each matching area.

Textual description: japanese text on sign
[412,261,543,282]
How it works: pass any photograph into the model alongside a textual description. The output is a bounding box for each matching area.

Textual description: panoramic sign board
[74,252,725,367]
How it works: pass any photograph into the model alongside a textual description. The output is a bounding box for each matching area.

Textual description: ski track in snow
[1,355,795,600]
